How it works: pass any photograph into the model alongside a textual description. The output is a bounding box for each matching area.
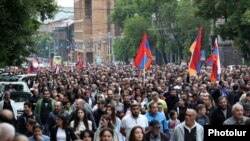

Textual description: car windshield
[10,94,30,102]
[2,84,24,92]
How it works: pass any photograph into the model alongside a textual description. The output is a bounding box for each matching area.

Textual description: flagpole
[143,50,146,85]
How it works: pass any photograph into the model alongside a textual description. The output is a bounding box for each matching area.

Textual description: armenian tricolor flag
[188,26,202,76]
[134,33,153,71]
[208,37,221,82]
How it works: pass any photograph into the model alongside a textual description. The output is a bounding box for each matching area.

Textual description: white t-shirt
[56,128,66,141]
[121,114,148,140]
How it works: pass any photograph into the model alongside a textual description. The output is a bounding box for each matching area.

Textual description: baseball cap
[149,120,161,128]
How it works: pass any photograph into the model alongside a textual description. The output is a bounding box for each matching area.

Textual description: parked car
[0,82,31,97]
[16,73,37,83]
[0,91,32,117]
[0,76,19,82]
[0,69,5,74]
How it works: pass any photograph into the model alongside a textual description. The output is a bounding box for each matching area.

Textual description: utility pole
[108,32,111,64]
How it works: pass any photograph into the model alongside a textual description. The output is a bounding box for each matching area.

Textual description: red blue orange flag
[76,56,84,69]
[210,38,221,82]
[134,33,153,71]
[188,26,202,76]
[206,55,213,66]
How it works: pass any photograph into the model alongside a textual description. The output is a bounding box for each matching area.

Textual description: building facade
[38,7,74,63]
[74,0,115,64]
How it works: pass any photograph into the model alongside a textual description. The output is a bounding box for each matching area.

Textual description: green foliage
[157,0,210,62]
[111,0,211,63]
[111,5,138,29]
[195,0,250,59]
[243,9,250,24]
[0,0,58,67]
[113,16,151,62]
[34,33,54,57]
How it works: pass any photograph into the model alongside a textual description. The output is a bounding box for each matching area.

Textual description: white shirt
[70,120,92,131]
[56,128,66,141]
[121,114,148,140]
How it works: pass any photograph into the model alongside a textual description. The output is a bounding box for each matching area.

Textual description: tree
[111,4,138,29]
[34,33,54,58]
[0,0,57,67]
[195,0,250,60]
[113,15,151,63]
[156,0,210,63]
[111,0,211,64]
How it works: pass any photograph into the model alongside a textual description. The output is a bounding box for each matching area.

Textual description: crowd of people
[0,64,250,141]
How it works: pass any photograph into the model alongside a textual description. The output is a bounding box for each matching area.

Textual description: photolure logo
[204,125,250,140]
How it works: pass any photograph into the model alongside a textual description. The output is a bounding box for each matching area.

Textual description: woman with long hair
[70,108,92,138]
[105,104,121,131]
[50,114,77,141]
[94,115,123,141]
[128,126,145,141]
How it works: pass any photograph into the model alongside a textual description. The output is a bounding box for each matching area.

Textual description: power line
[58,4,199,13]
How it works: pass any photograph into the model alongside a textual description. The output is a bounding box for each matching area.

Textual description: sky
[57,0,74,7]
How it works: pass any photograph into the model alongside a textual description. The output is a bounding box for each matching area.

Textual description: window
[85,0,92,19]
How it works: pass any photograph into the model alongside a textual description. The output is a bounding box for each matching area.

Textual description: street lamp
[107,32,113,64]
[75,43,78,62]
[67,45,70,62]
[98,37,102,56]
[45,45,50,60]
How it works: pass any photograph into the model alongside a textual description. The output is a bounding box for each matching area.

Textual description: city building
[215,19,242,66]
[38,7,74,63]
[74,0,116,64]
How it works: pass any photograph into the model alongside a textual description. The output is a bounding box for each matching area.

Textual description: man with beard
[122,94,131,114]
[47,101,69,131]
[120,102,148,140]
[34,89,56,134]
[105,89,114,105]
[210,96,232,125]
[227,84,242,106]
[165,88,179,112]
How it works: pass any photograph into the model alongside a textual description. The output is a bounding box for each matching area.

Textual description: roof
[43,7,74,23]
[54,19,74,28]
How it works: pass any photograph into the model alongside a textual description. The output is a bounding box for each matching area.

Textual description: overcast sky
[57,0,74,7]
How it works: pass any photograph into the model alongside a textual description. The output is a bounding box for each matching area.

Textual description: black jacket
[210,105,232,125]
[47,110,69,131]
[145,131,170,141]
[93,109,105,128]
[50,126,77,141]
[16,112,42,134]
